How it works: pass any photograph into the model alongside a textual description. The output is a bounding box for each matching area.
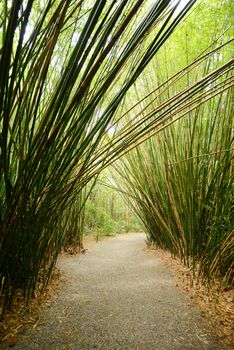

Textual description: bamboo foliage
[62,189,86,254]
[115,39,233,284]
[1,0,202,311]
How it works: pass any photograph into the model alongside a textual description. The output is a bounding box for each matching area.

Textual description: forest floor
[1,233,231,350]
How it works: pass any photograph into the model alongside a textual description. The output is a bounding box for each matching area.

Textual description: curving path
[12,233,228,350]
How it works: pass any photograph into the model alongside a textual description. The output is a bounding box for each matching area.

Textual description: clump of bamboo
[116,40,233,285]
[62,189,86,254]
[1,0,200,313]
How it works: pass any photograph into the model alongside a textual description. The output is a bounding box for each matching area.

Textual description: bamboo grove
[0,0,233,315]
[114,4,234,285]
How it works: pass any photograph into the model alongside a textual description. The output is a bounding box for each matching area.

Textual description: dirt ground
[149,245,234,348]
[1,233,231,349]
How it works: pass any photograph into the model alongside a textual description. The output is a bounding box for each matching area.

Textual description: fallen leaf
[6,334,17,347]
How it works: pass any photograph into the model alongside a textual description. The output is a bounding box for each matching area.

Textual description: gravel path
[12,233,228,350]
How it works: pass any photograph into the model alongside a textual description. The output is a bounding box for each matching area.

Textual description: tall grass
[116,40,234,285]
[1,0,202,313]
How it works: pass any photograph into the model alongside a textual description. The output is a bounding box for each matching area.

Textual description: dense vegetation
[0,0,233,316]
[114,1,233,284]
[62,173,141,252]
[117,86,233,283]
[115,1,233,284]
